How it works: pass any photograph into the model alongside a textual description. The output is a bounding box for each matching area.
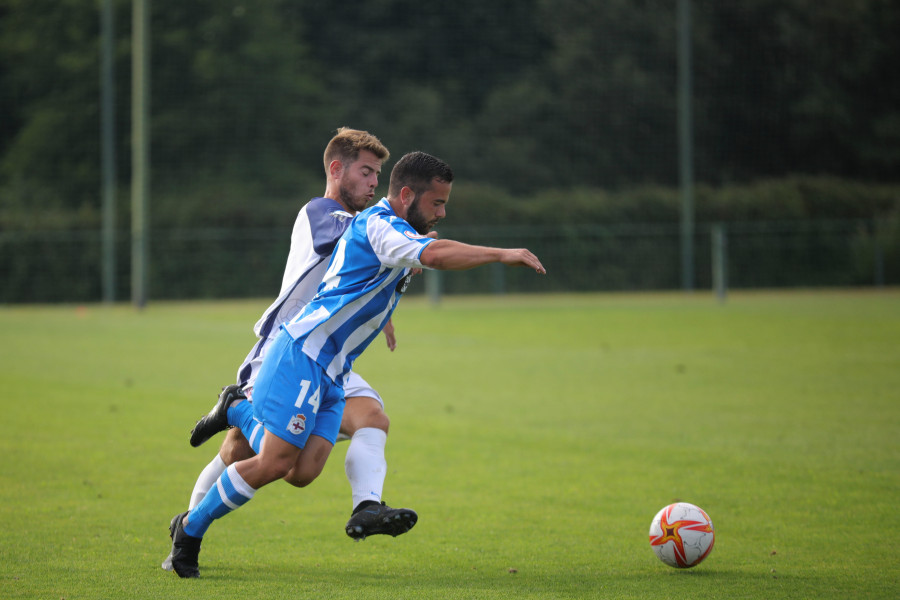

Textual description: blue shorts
[250,329,346,449]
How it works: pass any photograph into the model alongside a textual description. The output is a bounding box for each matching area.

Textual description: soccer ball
[648,502,715,568]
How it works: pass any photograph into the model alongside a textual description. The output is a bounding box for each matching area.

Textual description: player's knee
[367,409,390,434]
[283,464,320,488]
[342,399,390,436]
[284,472,313,488]
[282,437,332,487]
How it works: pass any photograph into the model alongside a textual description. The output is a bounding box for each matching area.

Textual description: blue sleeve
[306,197,353,257]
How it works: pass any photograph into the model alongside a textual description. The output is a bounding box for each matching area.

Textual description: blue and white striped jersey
[283,198,436,385]
[236,197,353,386]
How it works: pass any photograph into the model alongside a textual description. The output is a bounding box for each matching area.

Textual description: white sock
[345,427,387,510]
[189,454,227,509]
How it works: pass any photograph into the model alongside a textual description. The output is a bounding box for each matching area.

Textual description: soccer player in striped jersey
[162,129,417,572]
[169,151,545,578]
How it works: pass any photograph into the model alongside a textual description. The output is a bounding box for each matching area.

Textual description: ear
[328,159,343,180]
[399,186,416,208]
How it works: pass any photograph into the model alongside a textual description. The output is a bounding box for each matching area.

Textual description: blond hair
[323,127,389,173]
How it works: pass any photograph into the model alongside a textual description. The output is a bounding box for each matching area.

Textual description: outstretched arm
[419,239,546,274]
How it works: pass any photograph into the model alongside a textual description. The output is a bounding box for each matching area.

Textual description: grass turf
[1,290,898,599]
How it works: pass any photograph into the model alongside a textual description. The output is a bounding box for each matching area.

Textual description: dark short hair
[388,151,454,198]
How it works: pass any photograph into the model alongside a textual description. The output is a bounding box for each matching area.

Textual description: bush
[2,176,899,302]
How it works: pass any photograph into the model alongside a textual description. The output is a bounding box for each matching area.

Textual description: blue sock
[227,400,264,454]
[184,463,256,538]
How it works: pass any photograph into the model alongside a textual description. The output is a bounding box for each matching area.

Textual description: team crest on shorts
[287,413,307,435]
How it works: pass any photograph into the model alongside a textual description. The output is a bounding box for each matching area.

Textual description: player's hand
[383,318,397,351]
[501,249,546,274]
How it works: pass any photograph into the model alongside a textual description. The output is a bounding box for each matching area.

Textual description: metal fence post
[101,0,116,303]
[712,223,727,303]
[426,269,442,306]
[131,0,150,309]
[873,219,885,287]
[678,0,695,291]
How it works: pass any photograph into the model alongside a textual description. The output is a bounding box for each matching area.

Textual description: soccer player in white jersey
[162,129,418,572]
[169,151,546,578]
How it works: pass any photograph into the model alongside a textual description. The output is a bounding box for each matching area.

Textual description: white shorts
[334,372,383,443]
[342,371,384,408]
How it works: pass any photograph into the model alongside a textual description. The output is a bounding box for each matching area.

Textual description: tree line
[1,0,899,232]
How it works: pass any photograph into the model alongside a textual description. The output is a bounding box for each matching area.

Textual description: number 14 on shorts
[295,380,321,413]
[287,380,320,435]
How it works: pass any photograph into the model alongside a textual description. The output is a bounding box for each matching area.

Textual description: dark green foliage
[2,1,900,301]
[2,178,897,302]
[3,0,900,227]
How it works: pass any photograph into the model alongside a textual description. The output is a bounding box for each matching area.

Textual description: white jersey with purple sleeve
[235,197,353,386]
[283,198,436,385]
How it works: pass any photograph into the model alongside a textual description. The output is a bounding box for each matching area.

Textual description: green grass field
[2,290,899,599]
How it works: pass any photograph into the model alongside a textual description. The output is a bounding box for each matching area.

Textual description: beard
[339,184,368,213]
[406,198,435,234]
